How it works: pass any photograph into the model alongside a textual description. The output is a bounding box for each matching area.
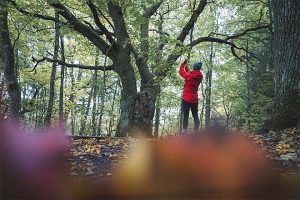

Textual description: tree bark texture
[271,0,300,129]
[0,0,21,118]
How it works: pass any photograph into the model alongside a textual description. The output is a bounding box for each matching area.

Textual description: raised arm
[179,63,192,80]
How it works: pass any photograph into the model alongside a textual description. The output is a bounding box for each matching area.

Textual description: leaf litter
[66,127,299,183]
[65,137,135,182]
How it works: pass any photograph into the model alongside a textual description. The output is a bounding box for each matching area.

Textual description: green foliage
[7,0,273,134]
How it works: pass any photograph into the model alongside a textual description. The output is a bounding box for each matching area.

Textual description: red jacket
[179,63,203,103]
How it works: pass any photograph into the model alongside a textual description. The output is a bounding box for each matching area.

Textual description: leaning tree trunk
[270,0,300,129]
[115,50,137,137]
[114,49,158,137]
[0,0,21,118]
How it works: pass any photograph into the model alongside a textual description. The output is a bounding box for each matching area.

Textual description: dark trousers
[182,99,200,131]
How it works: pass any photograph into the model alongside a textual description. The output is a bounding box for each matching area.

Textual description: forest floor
[65,127,300,184]
[65,136,134,184]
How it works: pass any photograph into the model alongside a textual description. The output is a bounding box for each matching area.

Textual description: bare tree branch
[86,0,114,43]
[12,16,33,50]
[107,1,129,45]
[143,1,163,18]
[149,29,170,36]
[189,36,236,47]
[225,24,271,40]
[10,0,114,57]
[154,0,208,79]
[9,0,64,24]
[177,0,207,42]
[32,56,114,71]
[151,6,172,65]
[83,20,103,35]
[189,24,271,66]
[47,1,112,57]
[191,24,271,46]
[95,6,115,32]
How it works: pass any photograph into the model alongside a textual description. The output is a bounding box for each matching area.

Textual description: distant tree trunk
[91,70,98,135]
[223,94,231,131]
[167,108,172,134]
[91,48,100,135]
[205,43,213,128]
[154,87,161,138]
[0,0,21,118]
[205,8,218,128]
[34,88,39,127]
[108,80,119,136]
[96,92,102,135]
[161,110,166,136]
[41,88,47,125]
[200,84,205,131]
[98,55,107,135]
[205,69,212,128]
[80,86,93,134]
[35,87,44,128]
[59,35,65,122]
[245,40,252,129]
[153,12,165,138]
[225,114,230,131]
[270,0,300,129]
[70,68,75,134]
[246,66,251,128]
[44,11,59,125]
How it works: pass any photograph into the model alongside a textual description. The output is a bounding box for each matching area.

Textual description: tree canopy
[0,0,298,136]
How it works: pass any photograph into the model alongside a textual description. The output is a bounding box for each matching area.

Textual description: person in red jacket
[179,59,203,134]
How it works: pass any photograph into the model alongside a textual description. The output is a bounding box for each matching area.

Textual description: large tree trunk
[127,86,158,137]
[115,50,137,137]
[114,48,158,137]
[0,0,21,118]
[270,0,300,129]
